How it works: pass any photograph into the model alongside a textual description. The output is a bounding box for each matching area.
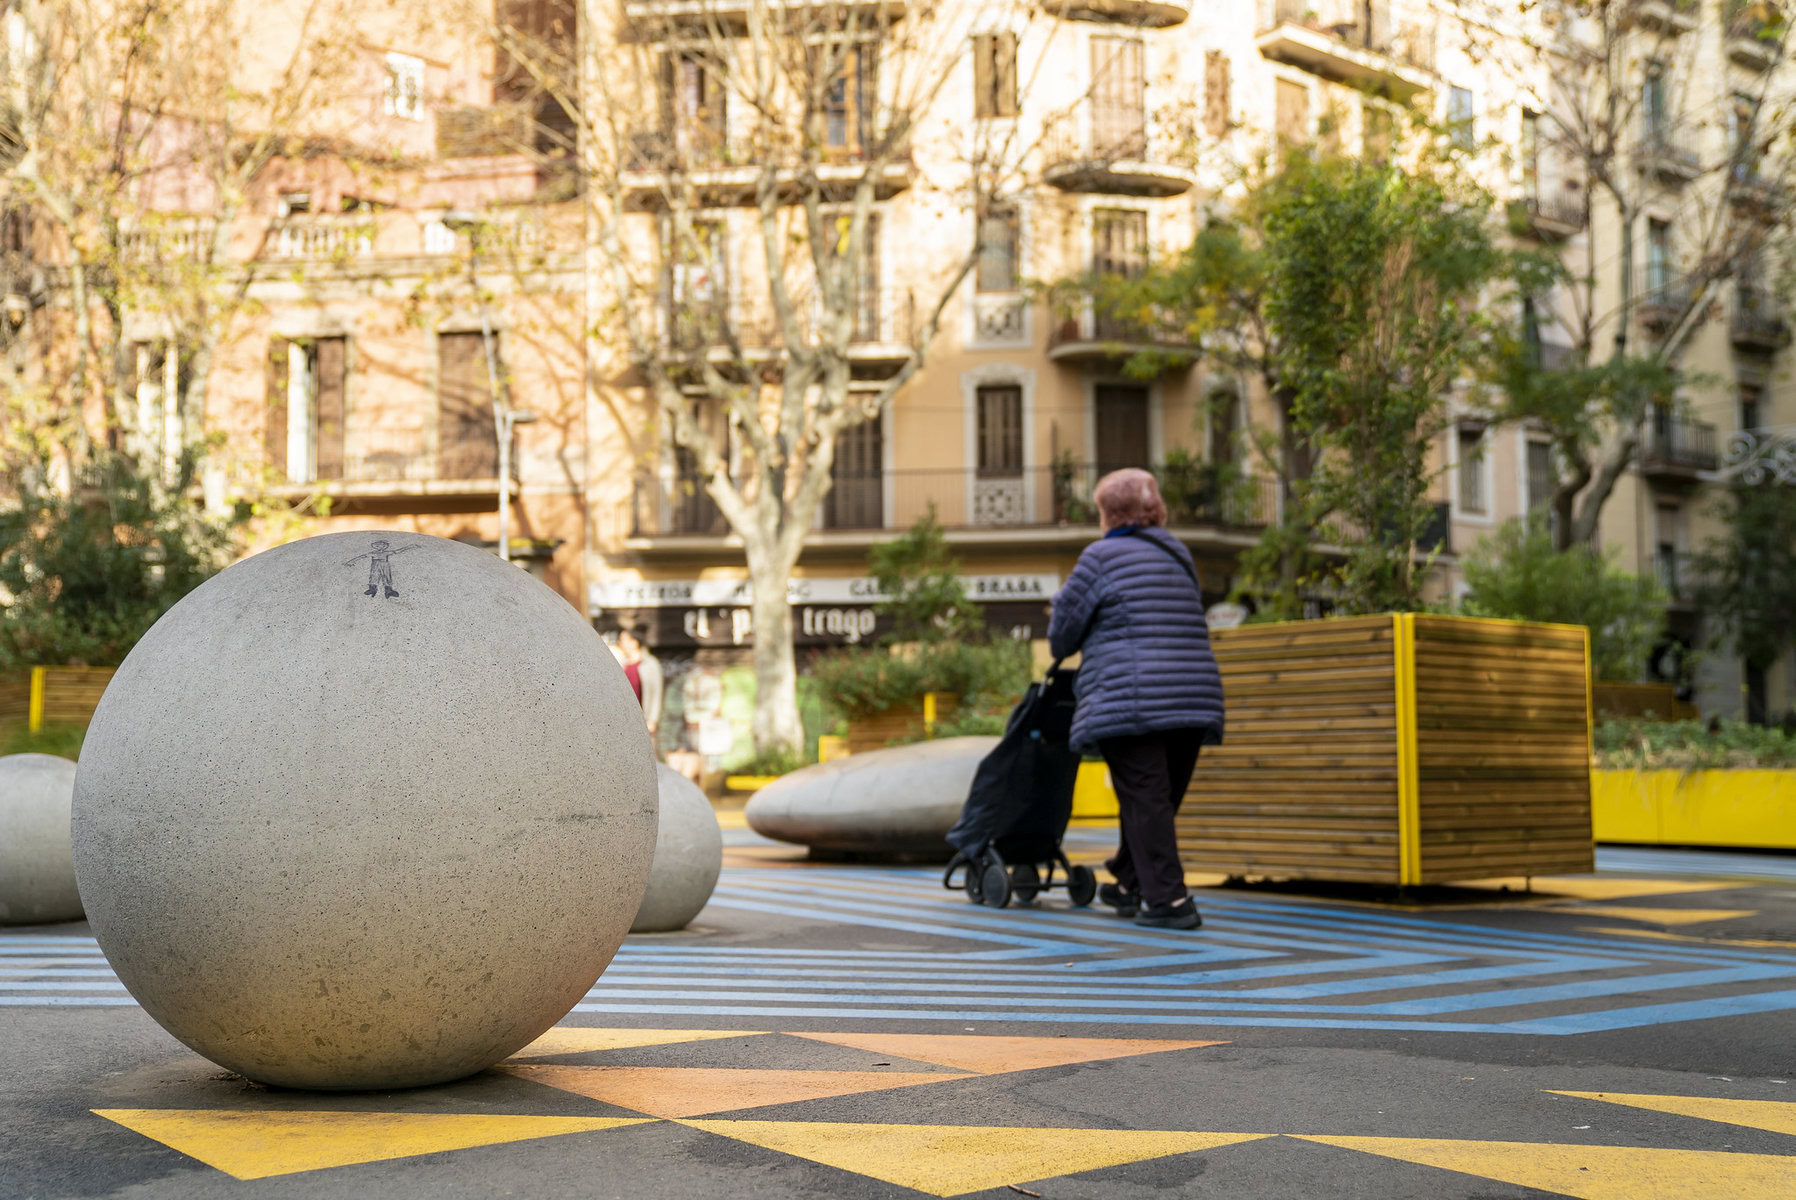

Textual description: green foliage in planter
[732,746,808,777]
[1461,515,1667,681]
[1595,718,1796,770]
[810,639,1033,722]
[811,510,1034,723]
[0,721,86,759]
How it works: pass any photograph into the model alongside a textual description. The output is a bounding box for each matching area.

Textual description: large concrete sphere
[71,532,657,1091]
[0,754,83,924]
[746,737,999,861]
[630,764,724,933]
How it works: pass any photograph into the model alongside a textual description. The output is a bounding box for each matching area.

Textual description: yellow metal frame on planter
[1391,614,1422,885]
[27,666,47,733]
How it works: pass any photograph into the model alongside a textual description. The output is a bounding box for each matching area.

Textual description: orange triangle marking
[509,1028,766,1060]
[498,1064,969,1118]
[787,1033,1226,1075]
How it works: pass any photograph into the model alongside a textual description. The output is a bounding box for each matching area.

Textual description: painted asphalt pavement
[5,825,1796,1198]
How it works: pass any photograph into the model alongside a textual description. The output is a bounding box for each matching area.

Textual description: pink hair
[1093,468,1167,528]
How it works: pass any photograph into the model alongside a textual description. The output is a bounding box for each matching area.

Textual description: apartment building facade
[142,0,1792,725]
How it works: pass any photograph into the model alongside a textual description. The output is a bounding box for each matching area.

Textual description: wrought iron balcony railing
[1640,417,1718,476]
[626,463,1280,537]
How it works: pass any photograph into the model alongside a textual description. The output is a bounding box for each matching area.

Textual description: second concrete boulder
[631,764,724,932]
[745,737,998,861]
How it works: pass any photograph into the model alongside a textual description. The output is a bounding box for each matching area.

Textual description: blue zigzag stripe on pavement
[8,860,1796,1034]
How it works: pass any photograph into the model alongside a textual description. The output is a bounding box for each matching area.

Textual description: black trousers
[1098,729,1204,908]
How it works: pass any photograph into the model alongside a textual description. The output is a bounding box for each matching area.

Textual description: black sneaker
[1097,883,1139,918]
[1134,898,1202,930]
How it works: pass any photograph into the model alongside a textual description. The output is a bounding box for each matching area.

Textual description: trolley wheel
[964,862,985,904]
[1010,862,1041,905]
[980,857,1012,908]
[1067,865,1098,908]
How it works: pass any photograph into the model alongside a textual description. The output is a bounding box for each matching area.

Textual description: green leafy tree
[0,451,237,669]
[1260,153,1506,615]
[1461,516,1667,681]
[867,506,983,645]
[1691,483,1796,675]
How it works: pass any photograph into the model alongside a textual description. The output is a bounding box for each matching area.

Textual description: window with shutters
[976,384,1024,477]
[666,219,728,349]
[1455,428,1487,516]
[437,332,500,479]
[1275,78,1308,145]
[973,32,1018,119]
[820,43,878,156]
[1740,382,1763,432]
[383,52,424,121]
[662,52,729,165]
[1091,208,1146,277]
[1526,439,1556,514]
[1204,51,1230,138]
[825,418,884,530]
[1447,86,1475,150]
[1090,37,1145,159]
[976,207,1019,293]
[264,337,348,484]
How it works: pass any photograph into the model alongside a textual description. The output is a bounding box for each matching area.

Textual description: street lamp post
[442,210,537,563]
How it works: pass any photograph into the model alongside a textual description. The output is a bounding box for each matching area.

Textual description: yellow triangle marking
[1467,877,1740,901]
[1548,905,1757,926]
[1293,1136,1796,1199]
[1552,1091,1796,1137]
[90,1109,648,1181]
[499,1064,967,1118]
[1580,926,1796,950]
[683,1120,1271,1196]
[509,1028,767,1060]
[787,1033,1225,1075]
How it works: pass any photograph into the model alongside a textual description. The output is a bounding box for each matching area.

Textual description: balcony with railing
[1041,110,1195,197]
[1255,0,1435,101]
[625,463,1280,541]
[1637,275,1692,331]
[1511,186,1587,240]
[659,287,918,370]
[621,126,913,203]
[1642,126,1701,183]
[623,0,906,23]
[1037,0,1190,27]
[273,428,521,500]
[1727,2,1785,69]
[271,215,376,261]
[1728,162,1786,213]
[1640,416,1718,482]
[1047,290,1198,366]
[1631,0,1700,34]
[1732,285,1791,351]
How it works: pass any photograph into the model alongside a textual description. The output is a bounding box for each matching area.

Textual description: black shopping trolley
[941,663,1097,909]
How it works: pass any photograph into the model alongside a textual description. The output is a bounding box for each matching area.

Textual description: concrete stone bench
[745,736,998,862]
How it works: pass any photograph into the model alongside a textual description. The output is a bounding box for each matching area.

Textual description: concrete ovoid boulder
[631,764,724,932]
[746,736,998,861]
[71,531,658,1091]
[0,753,83,924]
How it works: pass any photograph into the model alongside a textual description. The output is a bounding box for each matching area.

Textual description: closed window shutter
[977,384,1022,475]
[1204,51,1229,137]
[973,35,993,118]
[996,34,1018,118]
[315,337,347,480]
[265,337,289,479]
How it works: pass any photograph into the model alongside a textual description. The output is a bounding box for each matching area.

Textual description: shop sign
[590,573,1059,614]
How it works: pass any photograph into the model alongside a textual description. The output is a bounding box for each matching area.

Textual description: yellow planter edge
[1592,768,1796,850]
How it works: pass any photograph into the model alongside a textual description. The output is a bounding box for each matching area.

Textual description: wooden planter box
[845,692,959,755]
[1175,615,1594,886]
[0,666,117,730]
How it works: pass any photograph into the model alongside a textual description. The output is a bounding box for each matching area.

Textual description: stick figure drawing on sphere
[343,539,415,598]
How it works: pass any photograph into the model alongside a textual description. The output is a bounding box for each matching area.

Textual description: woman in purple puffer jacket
[1048,469,1225,930]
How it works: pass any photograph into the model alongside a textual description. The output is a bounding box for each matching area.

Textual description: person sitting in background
[614,625,664,742]
[1048,469,1226,930]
